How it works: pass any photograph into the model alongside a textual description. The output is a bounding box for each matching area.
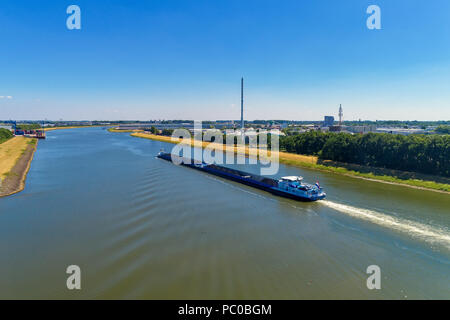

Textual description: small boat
[157,152,326,202]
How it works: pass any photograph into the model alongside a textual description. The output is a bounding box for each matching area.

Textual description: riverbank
[44,125,111,132]
[131,132,317,163]
[107,128,137,133]
[0,137,37,197]
[129,132,450,194]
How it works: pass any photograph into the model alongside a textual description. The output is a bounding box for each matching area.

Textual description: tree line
[436,125,450,134]
[280,131,450,177]
[0,128,13,144]
[16,124,42,130]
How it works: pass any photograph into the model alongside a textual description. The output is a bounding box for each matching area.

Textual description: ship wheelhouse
[277,176,322,197]
[278,176,305,192]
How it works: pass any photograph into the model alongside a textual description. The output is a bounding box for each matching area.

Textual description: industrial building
[323,116,334,127]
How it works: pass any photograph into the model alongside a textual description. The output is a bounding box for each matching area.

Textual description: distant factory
[323,116,334,127]
[319,105,435,135]
[322,105,348,132]
[0,121,46,139]
[321,105,377,134]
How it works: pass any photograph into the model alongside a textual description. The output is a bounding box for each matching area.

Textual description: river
[0,127,449,299]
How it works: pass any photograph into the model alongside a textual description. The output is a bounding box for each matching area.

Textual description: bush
[436,125,450,134]
[161,129,174,136]
[16,124,41,130]
[0,128,13,144]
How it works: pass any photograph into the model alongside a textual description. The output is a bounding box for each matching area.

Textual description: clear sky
[0,0,449,121]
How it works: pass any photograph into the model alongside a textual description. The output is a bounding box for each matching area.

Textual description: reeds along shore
[0,137,38,197]
[127,131,450,194]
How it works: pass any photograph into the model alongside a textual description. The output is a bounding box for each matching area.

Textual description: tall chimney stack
[241,77,244,132]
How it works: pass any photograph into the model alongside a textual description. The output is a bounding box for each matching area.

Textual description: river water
[0,127,449,299]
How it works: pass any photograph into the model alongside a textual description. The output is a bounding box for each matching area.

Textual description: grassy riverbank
[280,159,450,193]
[129,132,450,193]
[0,137,38,197]
[44,126,85,131]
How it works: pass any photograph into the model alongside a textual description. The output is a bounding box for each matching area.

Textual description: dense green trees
[16,124,41,130]
[281,131,331,155]
[280,131,450,177]
[161,129,174,136]
[436,125,450,134]
[0,128,13,144]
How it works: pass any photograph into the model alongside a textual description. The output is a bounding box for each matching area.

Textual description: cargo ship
[157,152,326,202]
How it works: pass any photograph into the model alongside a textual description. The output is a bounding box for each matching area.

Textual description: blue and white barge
[157,152,326,202]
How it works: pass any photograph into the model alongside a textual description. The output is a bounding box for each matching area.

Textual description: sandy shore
[131,132,318,163]
[0,137,37,197]
[44,125,109,132]
[108,128,136,133]
[128,132,450,194]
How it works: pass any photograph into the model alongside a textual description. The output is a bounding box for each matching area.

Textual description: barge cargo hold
[157,152,326,202]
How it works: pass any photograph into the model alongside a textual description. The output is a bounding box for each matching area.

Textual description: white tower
[339,104,343,126]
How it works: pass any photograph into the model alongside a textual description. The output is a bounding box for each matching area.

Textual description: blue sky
[0,0,449,121]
